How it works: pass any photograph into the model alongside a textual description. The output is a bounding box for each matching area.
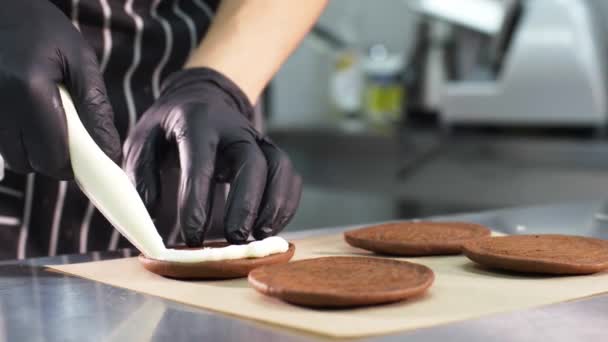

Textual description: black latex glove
[124,68,302,246]
[0,0,121,179]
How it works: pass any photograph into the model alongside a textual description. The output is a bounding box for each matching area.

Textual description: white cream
[160,236,289,263]
[59,86,288,263]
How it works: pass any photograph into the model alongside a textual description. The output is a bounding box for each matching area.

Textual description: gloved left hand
[123,68,302,246]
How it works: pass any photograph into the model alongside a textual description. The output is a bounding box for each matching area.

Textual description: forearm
[185,0,328,103]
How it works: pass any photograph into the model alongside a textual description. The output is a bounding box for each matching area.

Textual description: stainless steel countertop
[3,200,608,342]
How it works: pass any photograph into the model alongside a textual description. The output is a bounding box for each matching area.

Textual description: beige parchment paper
[48,234,608,338]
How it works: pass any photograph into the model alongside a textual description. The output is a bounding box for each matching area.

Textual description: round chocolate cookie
[248,256,434,308]
[463,235,608,275]
[344,221,491,256]
[139,242,295,279]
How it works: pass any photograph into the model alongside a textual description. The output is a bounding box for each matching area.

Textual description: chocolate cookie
[248,256,434,308]
[139,242,296,279]
[463,235,608,275]
[344,221,491,256]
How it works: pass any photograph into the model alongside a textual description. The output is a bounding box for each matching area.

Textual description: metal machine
[409,0,608,130]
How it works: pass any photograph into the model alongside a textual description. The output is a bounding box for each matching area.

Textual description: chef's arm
[184,0,328,103]
[126,0,321,245]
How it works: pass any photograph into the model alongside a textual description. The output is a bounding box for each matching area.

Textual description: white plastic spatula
[58,86,289,263]
[58,86,167,259]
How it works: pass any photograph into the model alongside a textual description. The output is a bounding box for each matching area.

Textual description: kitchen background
[264,0,608,231]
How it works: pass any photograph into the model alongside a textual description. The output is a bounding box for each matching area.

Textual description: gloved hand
[124,68,302,246]
[0,0,121,179]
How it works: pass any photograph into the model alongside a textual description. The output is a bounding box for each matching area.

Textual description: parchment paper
[48,234,608,338]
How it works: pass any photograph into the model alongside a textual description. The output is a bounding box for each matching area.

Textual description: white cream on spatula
[163,236,289,262]
[58,86,288,263]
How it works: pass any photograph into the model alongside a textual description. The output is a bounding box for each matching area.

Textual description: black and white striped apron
[0,0,221,260]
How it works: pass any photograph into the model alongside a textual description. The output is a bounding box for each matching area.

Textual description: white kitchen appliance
[413,0,608,130]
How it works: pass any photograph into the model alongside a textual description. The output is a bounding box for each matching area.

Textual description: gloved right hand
[0,0,121,179]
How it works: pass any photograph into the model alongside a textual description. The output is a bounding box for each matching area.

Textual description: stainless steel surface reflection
[0,263,309,342]
[2,200,608,341]
[433,200,608,237]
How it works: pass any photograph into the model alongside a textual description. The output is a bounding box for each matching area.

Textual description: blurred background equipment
[362,44,405,129]
[411,0,608,130]
[262,0,608,233]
